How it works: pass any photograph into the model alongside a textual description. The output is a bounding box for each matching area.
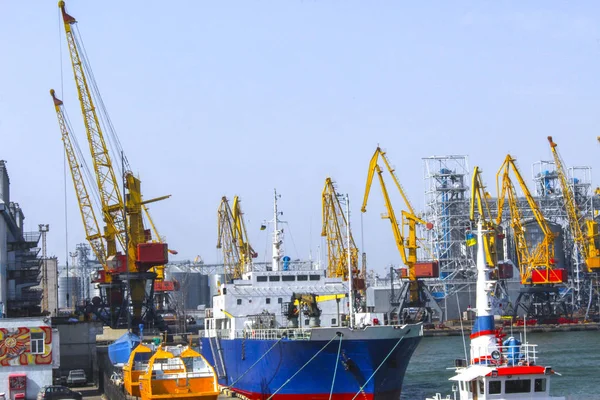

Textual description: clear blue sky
[1,1,599,274]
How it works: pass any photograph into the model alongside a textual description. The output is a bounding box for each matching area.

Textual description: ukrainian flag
[466,232,477,247]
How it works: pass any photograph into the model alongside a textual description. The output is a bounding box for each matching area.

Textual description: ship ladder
[350,336,405,400]
[267,332,342,400]
[209,335,227,379]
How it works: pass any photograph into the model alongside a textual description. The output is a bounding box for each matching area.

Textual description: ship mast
[475,219,491,317]
[272,189,283,272]
[345,193,354,328]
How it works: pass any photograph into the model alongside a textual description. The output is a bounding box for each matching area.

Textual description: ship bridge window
[237,299,242,305]
[488,380,501,394]
[269,276,280,282]
[278,298,283,304]
[310,275,321,281]
[505,379,531,393]
[257,276,268,282]
[282,275,295,282]
[534,378,547,392]
[266,298,271,304]
[297,275,308,281]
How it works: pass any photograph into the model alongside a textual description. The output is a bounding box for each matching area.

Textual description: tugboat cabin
[450,364,555,400]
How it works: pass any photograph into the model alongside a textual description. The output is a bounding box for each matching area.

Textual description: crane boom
[496,155,562,284]
[321,178,359,279]
[362,147,416,215]
[232,196,258,268]
[362,147,429,303]
[470,166,498,267]
[57,1,170,326]
[58,1,126,262]
[51,89,107,269]
[547,136,600,271]
[217,196,256,281]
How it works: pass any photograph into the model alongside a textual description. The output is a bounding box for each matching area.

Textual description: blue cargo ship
[201,191,423,399]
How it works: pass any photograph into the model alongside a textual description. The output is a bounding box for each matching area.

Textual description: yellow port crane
[470,166,499,268]
[217,196,257,281]
[56,1,170,324]
[321,178,360,280]
[547,137,600,271]
[361,147,430,304]
[50,90,107,272]
[496,155,564,285]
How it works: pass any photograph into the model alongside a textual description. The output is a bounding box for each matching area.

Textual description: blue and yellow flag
[466,232,477,247]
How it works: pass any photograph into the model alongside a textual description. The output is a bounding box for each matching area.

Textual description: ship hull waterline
[201,325,422,400]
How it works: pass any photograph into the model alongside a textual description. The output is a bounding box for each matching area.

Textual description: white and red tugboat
[427,220,564,400]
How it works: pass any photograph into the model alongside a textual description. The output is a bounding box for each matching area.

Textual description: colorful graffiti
[0,326,52,366]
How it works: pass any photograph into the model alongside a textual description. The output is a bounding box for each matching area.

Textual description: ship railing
[234,328,312,341]
[470,343,538,366]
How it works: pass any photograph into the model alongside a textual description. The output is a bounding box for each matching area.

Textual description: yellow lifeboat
[123,343,154,397]
[138,345,219,400]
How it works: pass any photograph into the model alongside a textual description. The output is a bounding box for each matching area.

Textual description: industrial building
[0,317,61,398]
[0,160,50,318]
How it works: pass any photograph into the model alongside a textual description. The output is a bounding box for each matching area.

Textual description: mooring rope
[267,333,340,400]
[226,334,285,389]
[351,336,405,400]
[328,333,344,400]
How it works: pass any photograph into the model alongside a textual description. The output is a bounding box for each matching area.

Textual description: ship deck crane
[56,1,170,328]
[285,293,346,328]
[496,154,570,321]
[547,137,600,272]
[361,147,437,321]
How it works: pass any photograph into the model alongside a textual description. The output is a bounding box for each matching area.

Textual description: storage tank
[523,220,567,270]
[58,269,82,309]
[166,266,211,310]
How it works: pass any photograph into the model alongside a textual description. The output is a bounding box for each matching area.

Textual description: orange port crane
[321,178,360,280]
[217,196,257,281]
[547,137,600,272]
[56,1,170,325]
[362,147,436,306]
[496,155,566,285]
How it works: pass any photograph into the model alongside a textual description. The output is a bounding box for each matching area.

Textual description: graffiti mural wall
[0,326,53,366]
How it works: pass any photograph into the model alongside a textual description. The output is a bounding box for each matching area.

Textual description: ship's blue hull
[201,332,421,399]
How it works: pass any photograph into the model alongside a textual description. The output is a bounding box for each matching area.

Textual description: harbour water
[401,330,600,400]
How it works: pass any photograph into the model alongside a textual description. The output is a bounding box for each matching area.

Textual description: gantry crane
[496,154,570,321]
[56,1,170,328]
[321,178,360,280]
[362,147,438,322]
[547,137,600,272]
[217,196,257,281]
